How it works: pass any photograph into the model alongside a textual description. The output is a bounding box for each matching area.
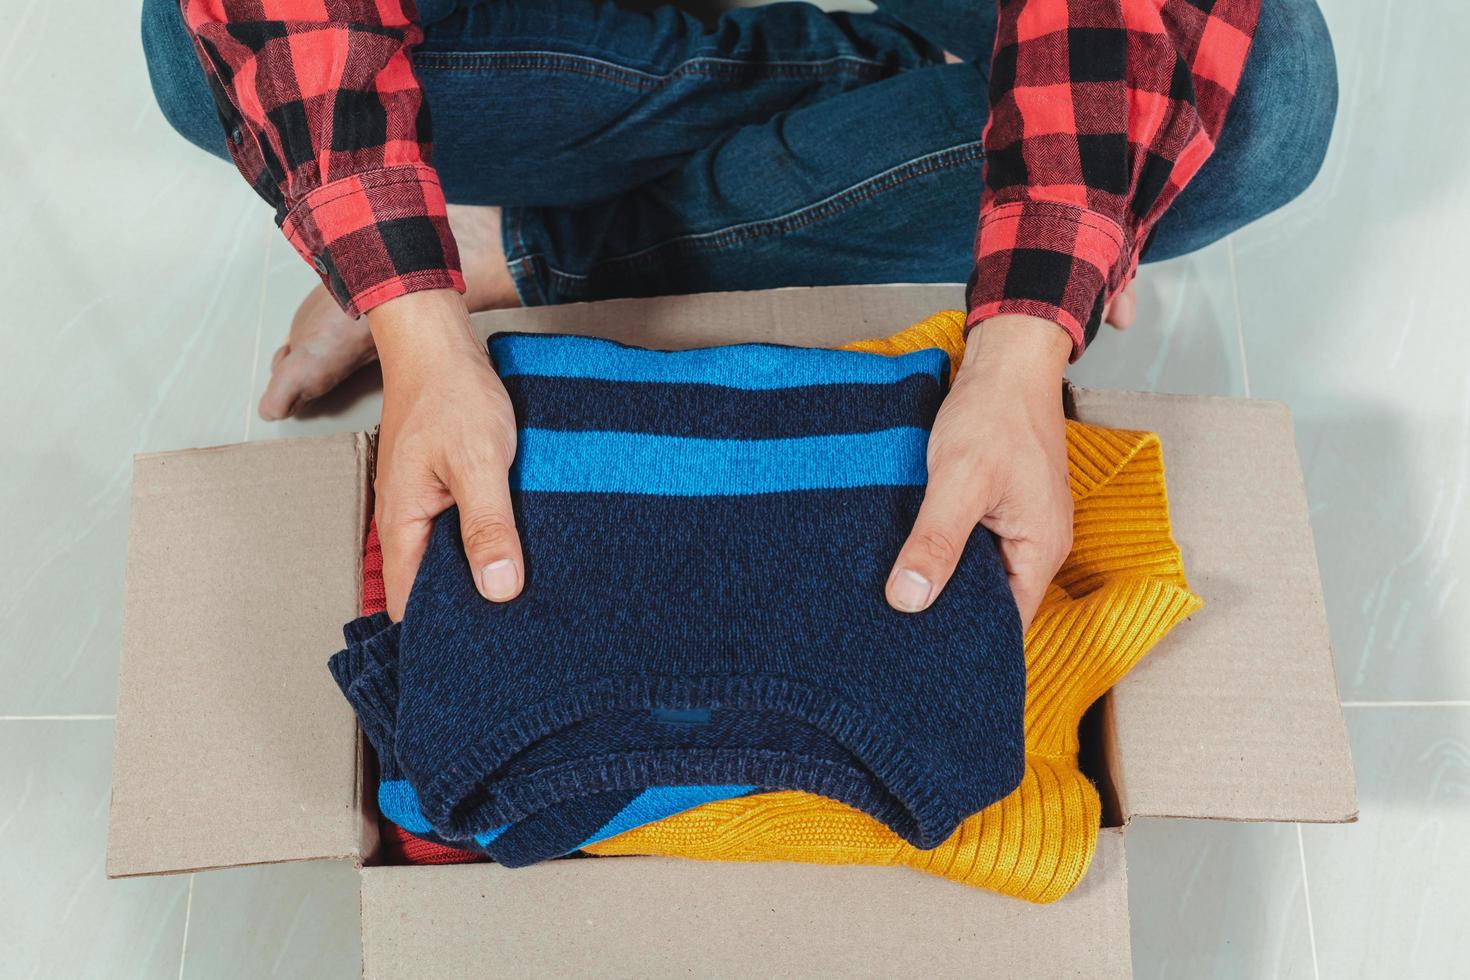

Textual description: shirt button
[312,256,327,275]
[230,125,243,146]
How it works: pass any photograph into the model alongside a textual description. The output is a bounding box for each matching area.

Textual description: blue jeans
[142,0,1336,308]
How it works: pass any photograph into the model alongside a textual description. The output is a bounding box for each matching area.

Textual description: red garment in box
[380,820,482,866]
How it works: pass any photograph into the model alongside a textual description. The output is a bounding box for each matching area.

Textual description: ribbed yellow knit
[583,311,1202,904]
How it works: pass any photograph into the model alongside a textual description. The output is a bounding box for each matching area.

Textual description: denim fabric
[142,0,1335,307]
[1145,0,1339,261]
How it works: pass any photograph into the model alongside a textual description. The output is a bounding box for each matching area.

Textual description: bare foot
[1102,278,1137,331]
[258,204,519,420]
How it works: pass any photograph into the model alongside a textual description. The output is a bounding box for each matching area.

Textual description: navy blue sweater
[331,334,1024,862]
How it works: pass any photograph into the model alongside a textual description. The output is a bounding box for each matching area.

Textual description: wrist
[367,289,477,375]
[964,314,1072,378]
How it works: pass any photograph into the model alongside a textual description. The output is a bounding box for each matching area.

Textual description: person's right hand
[885,314,1073,629]
[367,289,524,621]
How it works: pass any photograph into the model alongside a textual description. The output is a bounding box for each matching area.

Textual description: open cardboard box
[107,285,1356,977]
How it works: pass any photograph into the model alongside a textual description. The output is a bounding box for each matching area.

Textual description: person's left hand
[884,314,1074,629]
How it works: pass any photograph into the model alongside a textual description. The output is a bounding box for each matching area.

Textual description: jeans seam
[528,140,985,294]
[501,208,547,307]
[412,50,896,91]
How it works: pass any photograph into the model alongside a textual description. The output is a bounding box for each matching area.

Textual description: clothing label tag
[649,707,712,726]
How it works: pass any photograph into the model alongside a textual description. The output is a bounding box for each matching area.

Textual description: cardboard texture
[1072,391,1357,824]
[108,433,371,876]
[107,286,1356,977]
[359,831,1132,980]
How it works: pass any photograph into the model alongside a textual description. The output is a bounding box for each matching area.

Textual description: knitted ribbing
[379,822,482,865]
[583,311,1202,904]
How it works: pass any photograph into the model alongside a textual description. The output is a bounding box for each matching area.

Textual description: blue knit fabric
[379,775,762,861]
[337,612,711,866]
[330,333,1025,861]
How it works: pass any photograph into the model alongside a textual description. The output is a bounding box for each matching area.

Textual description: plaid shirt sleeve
[967,0,1261,356]
[179,0,463,317]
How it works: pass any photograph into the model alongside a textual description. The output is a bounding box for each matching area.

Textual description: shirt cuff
[965,201,1128,359]
[280,164,465,318]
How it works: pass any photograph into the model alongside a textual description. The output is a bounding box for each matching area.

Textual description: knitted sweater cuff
[328,613,402,766]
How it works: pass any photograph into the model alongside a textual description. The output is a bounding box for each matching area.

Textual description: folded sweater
[332,328,1026,860]
[583,311,1202,903]
[360,523,746,866]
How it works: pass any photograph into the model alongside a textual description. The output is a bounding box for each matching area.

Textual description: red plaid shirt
[181,0,462,317]
[968,0,1259,353]
[182,0,1258,352]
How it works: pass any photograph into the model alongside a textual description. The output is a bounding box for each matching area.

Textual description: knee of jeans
[1239,0,1339,212]
[1148,0,1338,261]
[141,0,230,158]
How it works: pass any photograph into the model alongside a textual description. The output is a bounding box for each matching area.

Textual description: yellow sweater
[583,311,1202,904]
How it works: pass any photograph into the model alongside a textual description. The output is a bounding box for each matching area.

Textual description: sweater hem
[415,672,1023,851]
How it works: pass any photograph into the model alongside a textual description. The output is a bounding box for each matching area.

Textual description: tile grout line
[1225,235,1252,398]
[0,714,115,721]
[1296,823,1321,980]
[177,874,196,980]
[243,221,272,442]
[1342,700,1470,707]
[1236,213,1328,980]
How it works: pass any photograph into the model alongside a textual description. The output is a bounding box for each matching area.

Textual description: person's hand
[368,289,524,620]
[885,314,1073,629]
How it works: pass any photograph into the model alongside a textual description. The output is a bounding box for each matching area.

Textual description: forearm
[178,0,463,316]
[967,0,1262,355]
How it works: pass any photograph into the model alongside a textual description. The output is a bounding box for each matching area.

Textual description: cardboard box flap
[1072,390,1357,824]
[360,829,1132,978]
[472,283,968,349]
[108,433,371,877]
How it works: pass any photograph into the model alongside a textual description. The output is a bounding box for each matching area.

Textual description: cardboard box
[107,285,1357,978]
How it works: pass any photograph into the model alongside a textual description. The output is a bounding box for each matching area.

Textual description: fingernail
[480,559,519,601]
[889,569,933,612]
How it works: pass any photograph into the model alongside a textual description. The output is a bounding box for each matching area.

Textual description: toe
[259,287,378,420]
[258,352,307,421]
[259,341,370,421]
[1106,281,1137,331]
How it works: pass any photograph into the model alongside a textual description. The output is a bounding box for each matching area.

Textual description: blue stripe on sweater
[511,427,929,495]
[579,785,756,848]
[489,334,947,390]
[382,780,511,846]
[474,825,508,847]
[378,779,747,854]
[377,780,435,835]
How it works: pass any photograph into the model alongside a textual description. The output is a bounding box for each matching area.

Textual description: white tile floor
[2,0,1467,976]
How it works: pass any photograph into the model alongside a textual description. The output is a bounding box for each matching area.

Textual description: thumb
[447,461,525,603]
[886,460,992,613]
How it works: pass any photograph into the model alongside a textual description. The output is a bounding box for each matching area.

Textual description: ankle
[448,204,521,312]
[462,260,520,313]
